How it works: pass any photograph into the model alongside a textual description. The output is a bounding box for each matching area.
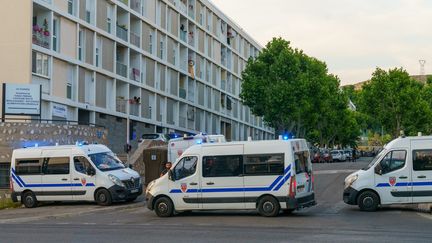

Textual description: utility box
[142,146,168,185]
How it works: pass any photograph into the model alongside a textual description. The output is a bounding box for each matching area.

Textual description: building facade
[0,0,274,153]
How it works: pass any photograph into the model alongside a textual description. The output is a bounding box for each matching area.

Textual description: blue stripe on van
[376,181,432,187]
[170,164,292,194]
[11,169,95,188]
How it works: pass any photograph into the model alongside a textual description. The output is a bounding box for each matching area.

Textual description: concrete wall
[0,1,32,116]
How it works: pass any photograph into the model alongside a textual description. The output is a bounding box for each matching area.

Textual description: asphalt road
[1,158,432,243]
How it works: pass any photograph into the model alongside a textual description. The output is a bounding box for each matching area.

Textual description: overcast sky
[211,0,432,85]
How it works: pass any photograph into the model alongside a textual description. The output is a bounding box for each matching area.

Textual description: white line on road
[314,169,357,175]
[417,213,432,221]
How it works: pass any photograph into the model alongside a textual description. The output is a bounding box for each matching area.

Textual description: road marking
[417,213,432,221]
[314,169,357,175]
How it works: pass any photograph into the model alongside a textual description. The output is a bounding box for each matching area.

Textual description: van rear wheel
[154,197,174,217]
[22,191,38,208]
[358,191,379,212]
[257,196,280,217]
[95,189,112,206]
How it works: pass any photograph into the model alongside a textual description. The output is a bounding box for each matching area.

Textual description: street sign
[2,83,41,116]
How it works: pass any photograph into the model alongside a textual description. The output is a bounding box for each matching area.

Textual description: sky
[211,0,432,85]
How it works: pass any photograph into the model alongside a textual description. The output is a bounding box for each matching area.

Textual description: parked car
[141,133,170,143]
[321,150,333,163]
[312,151,323,163]
[344,150,352,161]
[331,150,346,162]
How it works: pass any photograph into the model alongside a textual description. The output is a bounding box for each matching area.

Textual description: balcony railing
[130,103,140,116]
[178,1,187,15]
[130,67,140,81]
[116,62,127,78]
[32,28,50,49]
[130,31,140,47]
[116,25,128,42]
[179,116,186,127]
[116,97,126,113]
[180,30,187,43]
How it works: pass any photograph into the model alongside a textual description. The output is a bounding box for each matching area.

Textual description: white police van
[10,144,142,208]
[344,135,432,211]
[146,138,316,217]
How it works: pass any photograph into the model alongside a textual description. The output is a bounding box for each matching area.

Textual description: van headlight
[344,174,358,189]
[108,174,125,187]
[146,180,155,194]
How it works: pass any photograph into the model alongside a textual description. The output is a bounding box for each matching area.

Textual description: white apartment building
[0,0,274,152]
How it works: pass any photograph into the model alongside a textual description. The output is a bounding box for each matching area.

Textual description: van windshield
[89,152,125,172]
[363,149,387,171]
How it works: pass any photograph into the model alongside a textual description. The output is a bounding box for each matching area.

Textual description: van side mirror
[168,170,175,181]
[374,164,382,175]
[87,167,96,176]
[128,164,133,169]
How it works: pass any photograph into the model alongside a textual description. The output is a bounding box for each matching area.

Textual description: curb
[0,201,146,224]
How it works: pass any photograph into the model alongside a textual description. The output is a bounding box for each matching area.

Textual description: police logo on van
[389,177,396,187]
[81,178,87,186]
[181,183,187,193]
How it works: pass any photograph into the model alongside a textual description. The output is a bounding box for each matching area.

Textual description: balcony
[116,62,127,78]
[180,30,187,43]
[32,25,50,49]
[116,25,128,42]
[179,88,186,99]
[179,116,186,127]
[130,31,140,47]
[130,68,140,82]
[116,97,126,113]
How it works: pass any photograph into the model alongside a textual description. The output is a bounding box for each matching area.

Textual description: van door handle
[206,182,214,185]
[418,175,426,179]
[61,178,68,181]
[399,176,408,179]
[73,178,80,181]
[189,182,198,186]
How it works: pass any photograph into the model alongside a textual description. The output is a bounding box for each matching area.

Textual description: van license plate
[131,189,138,193]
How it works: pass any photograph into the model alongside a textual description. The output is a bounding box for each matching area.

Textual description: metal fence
[0,163,10,189]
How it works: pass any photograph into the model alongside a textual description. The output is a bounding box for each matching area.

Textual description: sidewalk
[0,196,145,224]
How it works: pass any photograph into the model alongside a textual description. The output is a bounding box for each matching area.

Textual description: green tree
[240,37,359,146]
[358,68,432,137]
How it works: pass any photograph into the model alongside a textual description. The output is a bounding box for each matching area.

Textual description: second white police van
[344,135,432,211]
[10,144,142,208]
[146,139,316,217]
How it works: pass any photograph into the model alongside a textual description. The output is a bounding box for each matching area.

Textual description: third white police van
[10,144,142,208]
[344,135,432,211]
[146,138,316,217]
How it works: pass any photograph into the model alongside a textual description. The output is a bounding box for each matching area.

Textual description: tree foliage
[358,68,432,138]
[240,38,359,146]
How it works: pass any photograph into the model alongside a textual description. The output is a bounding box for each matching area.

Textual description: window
[15,159,42,175]
[107,5,113,33]
[173,156,197,180]
[52,17,59,52]
[66,83,72,99]
[0,163,11,189]
[96,37,101,67]
[74,156,93,174]
[244,154,284,176]
[89,152,125,172]
[413,150,432,171]
[149,33,153,54]
[43,157,70,175]
[78,29,84,61]
[68,0,74,15]
[294,151,310,174]
[32,51,49,76]
[203,155,242,177]
[160,41,164,58]
[377,150,406,174]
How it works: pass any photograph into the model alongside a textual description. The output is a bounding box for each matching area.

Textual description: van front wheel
[95,189,112,206]
[257,196,280,217]
[22,191,38,208]
[154,197,174,217]
[358,191,379,212]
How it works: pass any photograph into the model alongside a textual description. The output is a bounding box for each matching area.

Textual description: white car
[331,150,346,162]
[10,144,142,208]
[146,138,316,217]
[344,135,432,211]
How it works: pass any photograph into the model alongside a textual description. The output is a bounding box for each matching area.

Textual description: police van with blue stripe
[146,138,316,217]
[10,144,142,208]
[344,135,432,211]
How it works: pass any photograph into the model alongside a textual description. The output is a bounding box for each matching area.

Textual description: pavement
[1,157,432,242]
